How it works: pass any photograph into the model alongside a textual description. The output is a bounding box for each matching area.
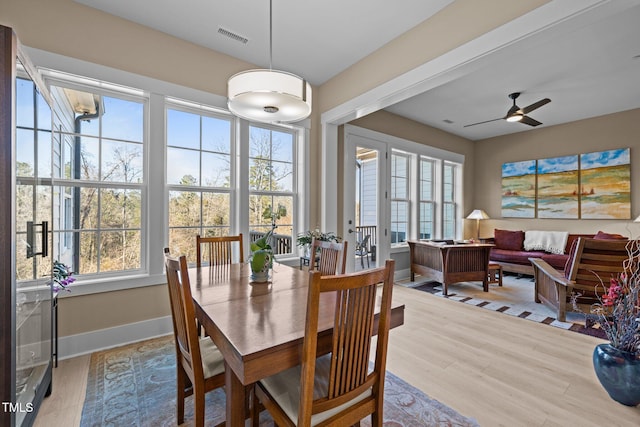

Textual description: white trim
[57,316,173,360]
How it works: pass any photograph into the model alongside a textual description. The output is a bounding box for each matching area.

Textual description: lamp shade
[634,215,640,223]
[227,69,312,123]
[466,209,490,220]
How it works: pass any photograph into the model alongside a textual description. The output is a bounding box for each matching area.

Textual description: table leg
[225,361,247,427]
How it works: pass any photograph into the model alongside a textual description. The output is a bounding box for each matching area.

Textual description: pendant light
[227,0,312,123]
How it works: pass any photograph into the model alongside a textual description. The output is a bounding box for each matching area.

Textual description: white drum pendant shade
[227,69,312,123]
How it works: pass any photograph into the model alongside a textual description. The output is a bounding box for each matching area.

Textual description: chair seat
[199,337,225,379]
[258,354,371,426]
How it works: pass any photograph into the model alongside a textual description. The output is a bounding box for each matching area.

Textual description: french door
[343,129,388,272]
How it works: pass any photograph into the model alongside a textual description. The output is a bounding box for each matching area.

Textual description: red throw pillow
[494,229,524,251]
[593,231,627,240]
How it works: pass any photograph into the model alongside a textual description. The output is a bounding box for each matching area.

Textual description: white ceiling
[76,0,640,141]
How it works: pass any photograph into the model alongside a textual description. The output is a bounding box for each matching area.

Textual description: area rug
[80,335,479,427]
[404,273,606,339]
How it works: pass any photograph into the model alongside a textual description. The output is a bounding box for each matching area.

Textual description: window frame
[48,76,149,282]
[165,101,237,261]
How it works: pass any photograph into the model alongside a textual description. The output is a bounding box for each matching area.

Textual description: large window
[419,157,435,239]
[166,106,233,261]
[443,162,457,239]
[51,84,146,276]
[390,152,409,244]
[248,125,295,255]
[41,67,306,289]
[15,77,53,281]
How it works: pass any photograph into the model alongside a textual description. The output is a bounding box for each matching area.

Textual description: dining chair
[196,233,244,267]
[252,259,395,426]
[163,248,225,427]
[355,234,371,268]
[309,238,348,275]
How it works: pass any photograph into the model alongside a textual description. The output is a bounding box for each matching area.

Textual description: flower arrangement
[296,229,341,247]
[590,240,640,354]
[52,260,75,292]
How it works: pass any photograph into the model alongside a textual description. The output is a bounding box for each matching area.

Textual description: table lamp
[466,209,490,241]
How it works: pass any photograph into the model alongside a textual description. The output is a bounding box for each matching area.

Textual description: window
[390,152,409,244]
[15,77,53,281]
[51,84,146,276]
[419,157,435,239]
[248,125,295,255]
[442,162,457,239]
[39,64,307,289]
[166,106,233,261]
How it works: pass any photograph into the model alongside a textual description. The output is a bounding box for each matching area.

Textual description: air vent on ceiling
[218,27,249,44]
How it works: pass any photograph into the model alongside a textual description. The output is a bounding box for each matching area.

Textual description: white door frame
[343,126,389,272]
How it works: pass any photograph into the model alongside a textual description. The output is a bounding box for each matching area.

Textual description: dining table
[189,261,405,426]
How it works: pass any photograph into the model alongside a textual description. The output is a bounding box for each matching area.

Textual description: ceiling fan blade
[521,98,551,114]
[520,115,542,127]
[463,117,504,128]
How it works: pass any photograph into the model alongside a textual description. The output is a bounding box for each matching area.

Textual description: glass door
[343,131,387,272]
[14,58,53,426]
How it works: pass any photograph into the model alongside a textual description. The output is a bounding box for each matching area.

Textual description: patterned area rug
[405,273,606,339]
[80,335,479,427]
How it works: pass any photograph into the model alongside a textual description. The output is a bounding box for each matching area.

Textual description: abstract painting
[501,160,536,218]
[580,148,630,219]
[537,155,579,219]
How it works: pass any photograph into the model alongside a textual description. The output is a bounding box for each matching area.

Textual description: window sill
[58,273,166,297]
[390,244,409,254]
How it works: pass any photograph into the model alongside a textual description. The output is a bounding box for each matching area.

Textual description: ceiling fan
[464,92,551,128]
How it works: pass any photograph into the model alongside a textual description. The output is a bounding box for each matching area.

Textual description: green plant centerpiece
[249,230,273,283]
[249,204,287,283]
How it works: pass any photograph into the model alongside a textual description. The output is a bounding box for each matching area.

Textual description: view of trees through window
[248,126,294,255]
[167,107,232,261]
[51,85,144,275]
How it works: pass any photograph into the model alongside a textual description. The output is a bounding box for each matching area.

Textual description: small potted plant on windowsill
[296,229,340,257]
[52,260,75,292]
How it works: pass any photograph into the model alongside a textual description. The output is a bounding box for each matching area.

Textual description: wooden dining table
[189,262,405,426]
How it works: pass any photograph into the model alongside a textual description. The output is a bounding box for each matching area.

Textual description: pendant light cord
[269,0,273,71]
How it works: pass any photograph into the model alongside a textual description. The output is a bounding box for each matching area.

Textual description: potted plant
[590,239,640,406]
[52,260,75,292]
[250,230,273,283]
[296,229,340,257]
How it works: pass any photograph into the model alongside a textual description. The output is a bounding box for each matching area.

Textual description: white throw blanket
[523,230,569,254]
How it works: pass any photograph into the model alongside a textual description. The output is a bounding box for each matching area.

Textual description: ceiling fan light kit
[465,92,550,128]
[227,0,312,123]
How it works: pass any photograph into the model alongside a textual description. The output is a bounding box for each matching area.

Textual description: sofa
[484,229,627,275]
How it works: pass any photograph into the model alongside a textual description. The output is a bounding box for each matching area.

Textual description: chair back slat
[309,238,348,275]
[567,238,629,303]
[164,250,203,379]
[196,234,244,267]
[298,259,395,423]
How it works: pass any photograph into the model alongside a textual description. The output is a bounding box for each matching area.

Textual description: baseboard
[395,267,411,281]
[58,315,173,360]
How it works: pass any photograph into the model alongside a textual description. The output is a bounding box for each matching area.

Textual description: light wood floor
[35,285,640,426]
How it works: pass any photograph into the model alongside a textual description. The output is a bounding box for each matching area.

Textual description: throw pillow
[494,229,524,251]
[593,230,627,240]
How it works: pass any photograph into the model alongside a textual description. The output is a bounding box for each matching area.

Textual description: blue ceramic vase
[593,343,640,406]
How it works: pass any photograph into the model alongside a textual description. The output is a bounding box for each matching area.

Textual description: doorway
[343,131,387,272]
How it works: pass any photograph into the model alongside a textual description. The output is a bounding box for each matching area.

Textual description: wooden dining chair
[163,248,225,427]
[196,233,244,267]
[252,259,395,426]
[309,238,348,275]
